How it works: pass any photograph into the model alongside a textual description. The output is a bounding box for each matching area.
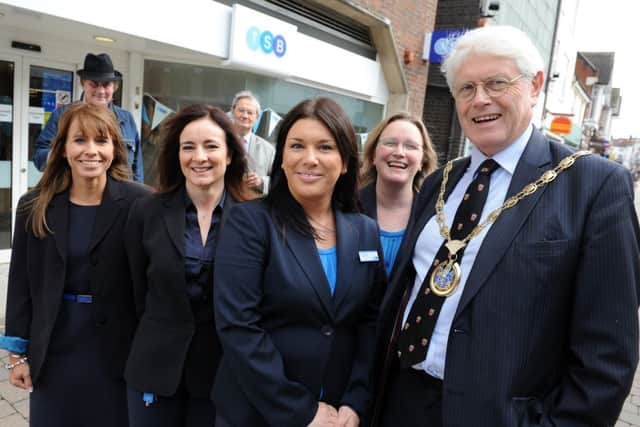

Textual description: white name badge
[358,250,379,263]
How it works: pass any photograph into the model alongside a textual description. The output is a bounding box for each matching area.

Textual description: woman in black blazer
[213,98,387,427]
[359,112,437,278]
[124,104,250,427]
[0,102,149,426]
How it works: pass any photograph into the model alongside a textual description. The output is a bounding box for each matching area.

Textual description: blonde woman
[360,113,437,277]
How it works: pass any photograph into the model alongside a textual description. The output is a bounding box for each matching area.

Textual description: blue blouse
[184,191,225,299]
[379,229,405,277]
[317,246,337,296]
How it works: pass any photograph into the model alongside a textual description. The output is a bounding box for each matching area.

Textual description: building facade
[0,0,437,262]
[422,0,560,162]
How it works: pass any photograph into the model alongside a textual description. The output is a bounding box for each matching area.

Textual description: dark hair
[266,97,359,239]
[25,102,130,238]
[155,103,250,201]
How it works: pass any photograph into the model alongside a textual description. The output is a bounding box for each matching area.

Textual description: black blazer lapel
[48,190,70,264]
[333,210,358,309]
[359,184,377,220]
[162,189,186,257]
[285,226,335,320]
[219,195,236,232]
[89,177,125,253]
[455,130,553,317]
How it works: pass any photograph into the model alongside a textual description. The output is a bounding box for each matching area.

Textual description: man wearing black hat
[34,53,143,182]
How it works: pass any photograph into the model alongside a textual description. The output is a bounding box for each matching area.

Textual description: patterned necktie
[398,158,499,368]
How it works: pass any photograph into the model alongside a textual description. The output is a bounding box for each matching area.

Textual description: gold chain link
[436,150,591,245]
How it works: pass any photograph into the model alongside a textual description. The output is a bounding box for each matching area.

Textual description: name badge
[358,250,379,263]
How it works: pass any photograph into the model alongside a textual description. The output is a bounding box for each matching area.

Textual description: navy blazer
[4,177,149,383]
[212,200,386,427]
[373,128,640,426]
[124,187,235,398]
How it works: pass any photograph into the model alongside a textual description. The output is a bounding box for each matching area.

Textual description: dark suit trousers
[381,367,443,427]
[127,384,215,427]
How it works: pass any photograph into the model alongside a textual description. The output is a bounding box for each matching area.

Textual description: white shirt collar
[469,123,532,176]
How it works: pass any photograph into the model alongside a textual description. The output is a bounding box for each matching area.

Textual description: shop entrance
[0,53,74,261]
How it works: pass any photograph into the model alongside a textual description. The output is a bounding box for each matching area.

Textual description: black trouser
[381,367,443,427]
[127,384,215,427]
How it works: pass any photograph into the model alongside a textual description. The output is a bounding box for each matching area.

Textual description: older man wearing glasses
[230,90,275,195]
[373,25,640,427]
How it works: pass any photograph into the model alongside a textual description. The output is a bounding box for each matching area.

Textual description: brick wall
[351,0,438,118]
[575,54,598,97]
[423,0,479,161]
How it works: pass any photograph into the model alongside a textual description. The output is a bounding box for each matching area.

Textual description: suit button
[320,325,333,336]
[90,254,98,265]
[97,315,107,326]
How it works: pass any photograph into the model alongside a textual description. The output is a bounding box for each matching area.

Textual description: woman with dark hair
[213,97,386,427]
[123,104,250,427]
[0,102,149,426]
[359,113,437,278]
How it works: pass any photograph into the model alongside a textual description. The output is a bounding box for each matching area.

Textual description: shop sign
[228,4,297,76]
[246,26,287,58]
[423,29,467,63]
[550,116,572,135]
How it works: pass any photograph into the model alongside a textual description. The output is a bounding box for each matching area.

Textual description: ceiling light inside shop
[94,35,115,43]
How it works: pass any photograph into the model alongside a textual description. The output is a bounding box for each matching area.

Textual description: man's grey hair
[232,90,261,114]
[441,25,545,92]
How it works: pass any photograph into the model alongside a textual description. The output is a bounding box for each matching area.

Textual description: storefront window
[141,59,383,185]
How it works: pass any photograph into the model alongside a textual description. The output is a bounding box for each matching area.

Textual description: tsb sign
[246,26,287,58]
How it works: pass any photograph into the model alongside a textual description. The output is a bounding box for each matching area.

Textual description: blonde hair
[360,112,437,191]
[23,102,131,238]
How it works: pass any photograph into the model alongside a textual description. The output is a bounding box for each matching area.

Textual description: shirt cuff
[0,335,28,354]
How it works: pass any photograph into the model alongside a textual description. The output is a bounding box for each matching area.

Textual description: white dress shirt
[403,124,533,379]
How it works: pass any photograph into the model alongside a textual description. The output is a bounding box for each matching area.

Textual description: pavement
[0,182,639,426]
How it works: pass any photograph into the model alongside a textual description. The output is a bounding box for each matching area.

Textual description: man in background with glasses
[373,25,640,427]
[231,91,275,195]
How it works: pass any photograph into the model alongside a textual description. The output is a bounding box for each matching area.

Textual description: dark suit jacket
[374,129,640,427]
[212,200,387,427]
[4,177,150,384]
[123,187,235,398]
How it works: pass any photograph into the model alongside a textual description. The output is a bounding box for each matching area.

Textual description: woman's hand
[337,405,359,427]
[9,362,32,392]
[308,402,339,427]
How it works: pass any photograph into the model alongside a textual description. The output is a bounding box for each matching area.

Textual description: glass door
[0,58,16,253]
[24,62,74,187]
[0,56,75,262]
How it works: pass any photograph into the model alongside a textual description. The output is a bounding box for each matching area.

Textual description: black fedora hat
[77,53,122,81]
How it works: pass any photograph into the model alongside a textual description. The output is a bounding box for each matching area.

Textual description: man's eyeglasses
[379,139,422,152]
[234,107,257,117]
[454,75,523,101]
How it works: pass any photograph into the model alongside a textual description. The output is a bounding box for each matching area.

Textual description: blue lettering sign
[245,27,287,58]
[273,35,287,58]
[260,30,274,54]
[246,26,261,51]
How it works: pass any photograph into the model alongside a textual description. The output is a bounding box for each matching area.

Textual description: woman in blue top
[213,98,386,427]
[359,112,437,278]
